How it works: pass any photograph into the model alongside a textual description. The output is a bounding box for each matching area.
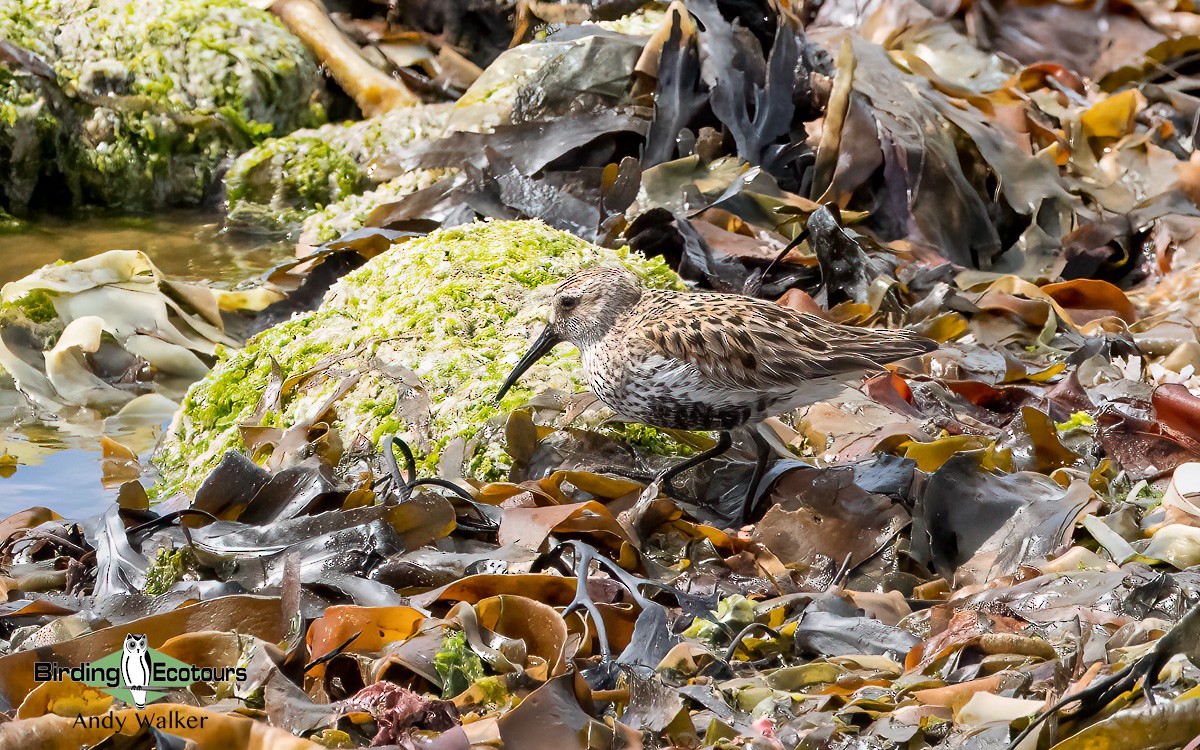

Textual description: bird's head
[549,266,644,348]
[496,266,643,401]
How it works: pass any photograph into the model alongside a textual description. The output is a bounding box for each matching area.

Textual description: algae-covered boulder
[153,220,679,496]
[223,10,666,236]
[224,104,452,233]
[0,0,324,213]
[296,170,450,247]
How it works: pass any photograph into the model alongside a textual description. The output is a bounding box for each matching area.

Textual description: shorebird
[497,266,937,520]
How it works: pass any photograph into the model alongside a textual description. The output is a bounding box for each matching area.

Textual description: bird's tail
[869,328,939,365]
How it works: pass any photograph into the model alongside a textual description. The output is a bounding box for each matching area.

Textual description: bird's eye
[560,296,580,310]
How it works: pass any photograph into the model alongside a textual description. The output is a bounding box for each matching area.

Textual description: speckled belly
[585,355,764,431]
[621,395,759,430]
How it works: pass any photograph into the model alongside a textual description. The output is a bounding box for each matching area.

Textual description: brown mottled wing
[643,292,936,392]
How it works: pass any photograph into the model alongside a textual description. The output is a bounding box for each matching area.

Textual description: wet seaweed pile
[4,0,1200,748]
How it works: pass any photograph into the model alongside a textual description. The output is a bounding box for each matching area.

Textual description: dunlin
[497,266,937,519]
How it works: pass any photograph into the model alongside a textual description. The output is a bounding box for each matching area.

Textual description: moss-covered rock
[224,104,452,233]
[0,0,325,213]
[0,65,60,213]
[222,9,665,236]
[153,220,680,497]
[296,170,451,247]
[0,204,28,235]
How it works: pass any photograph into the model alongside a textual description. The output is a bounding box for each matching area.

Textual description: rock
[0,0,325,213]
[152,220,680,497]
[223,8,666,236]
[224,104,454,234]
[295,170,452,248]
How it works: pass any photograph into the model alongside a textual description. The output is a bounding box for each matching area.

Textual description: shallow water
[0,211,289,285]
[0,211,291,518]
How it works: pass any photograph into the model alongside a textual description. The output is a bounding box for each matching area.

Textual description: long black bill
[496,326,563,402]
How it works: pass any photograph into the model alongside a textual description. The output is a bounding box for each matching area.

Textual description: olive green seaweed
[434,629,486,699]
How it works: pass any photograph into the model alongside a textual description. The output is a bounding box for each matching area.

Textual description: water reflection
[0,448,116,516]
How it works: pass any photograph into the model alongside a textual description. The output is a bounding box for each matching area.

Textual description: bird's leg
[741,430,773,523]
[659,431,733,496]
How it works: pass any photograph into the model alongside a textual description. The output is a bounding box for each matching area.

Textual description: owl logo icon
[120,633,151,709]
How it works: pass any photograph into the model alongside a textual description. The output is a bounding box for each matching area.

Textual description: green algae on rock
[153,220,680,497]
[296,170,452,248]
[224,9,666,236]
[224,104,452,233]
[0,0,325,213]
[0,64,60,213]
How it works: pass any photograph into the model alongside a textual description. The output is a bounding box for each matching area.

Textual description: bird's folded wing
[649,295,935,393]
